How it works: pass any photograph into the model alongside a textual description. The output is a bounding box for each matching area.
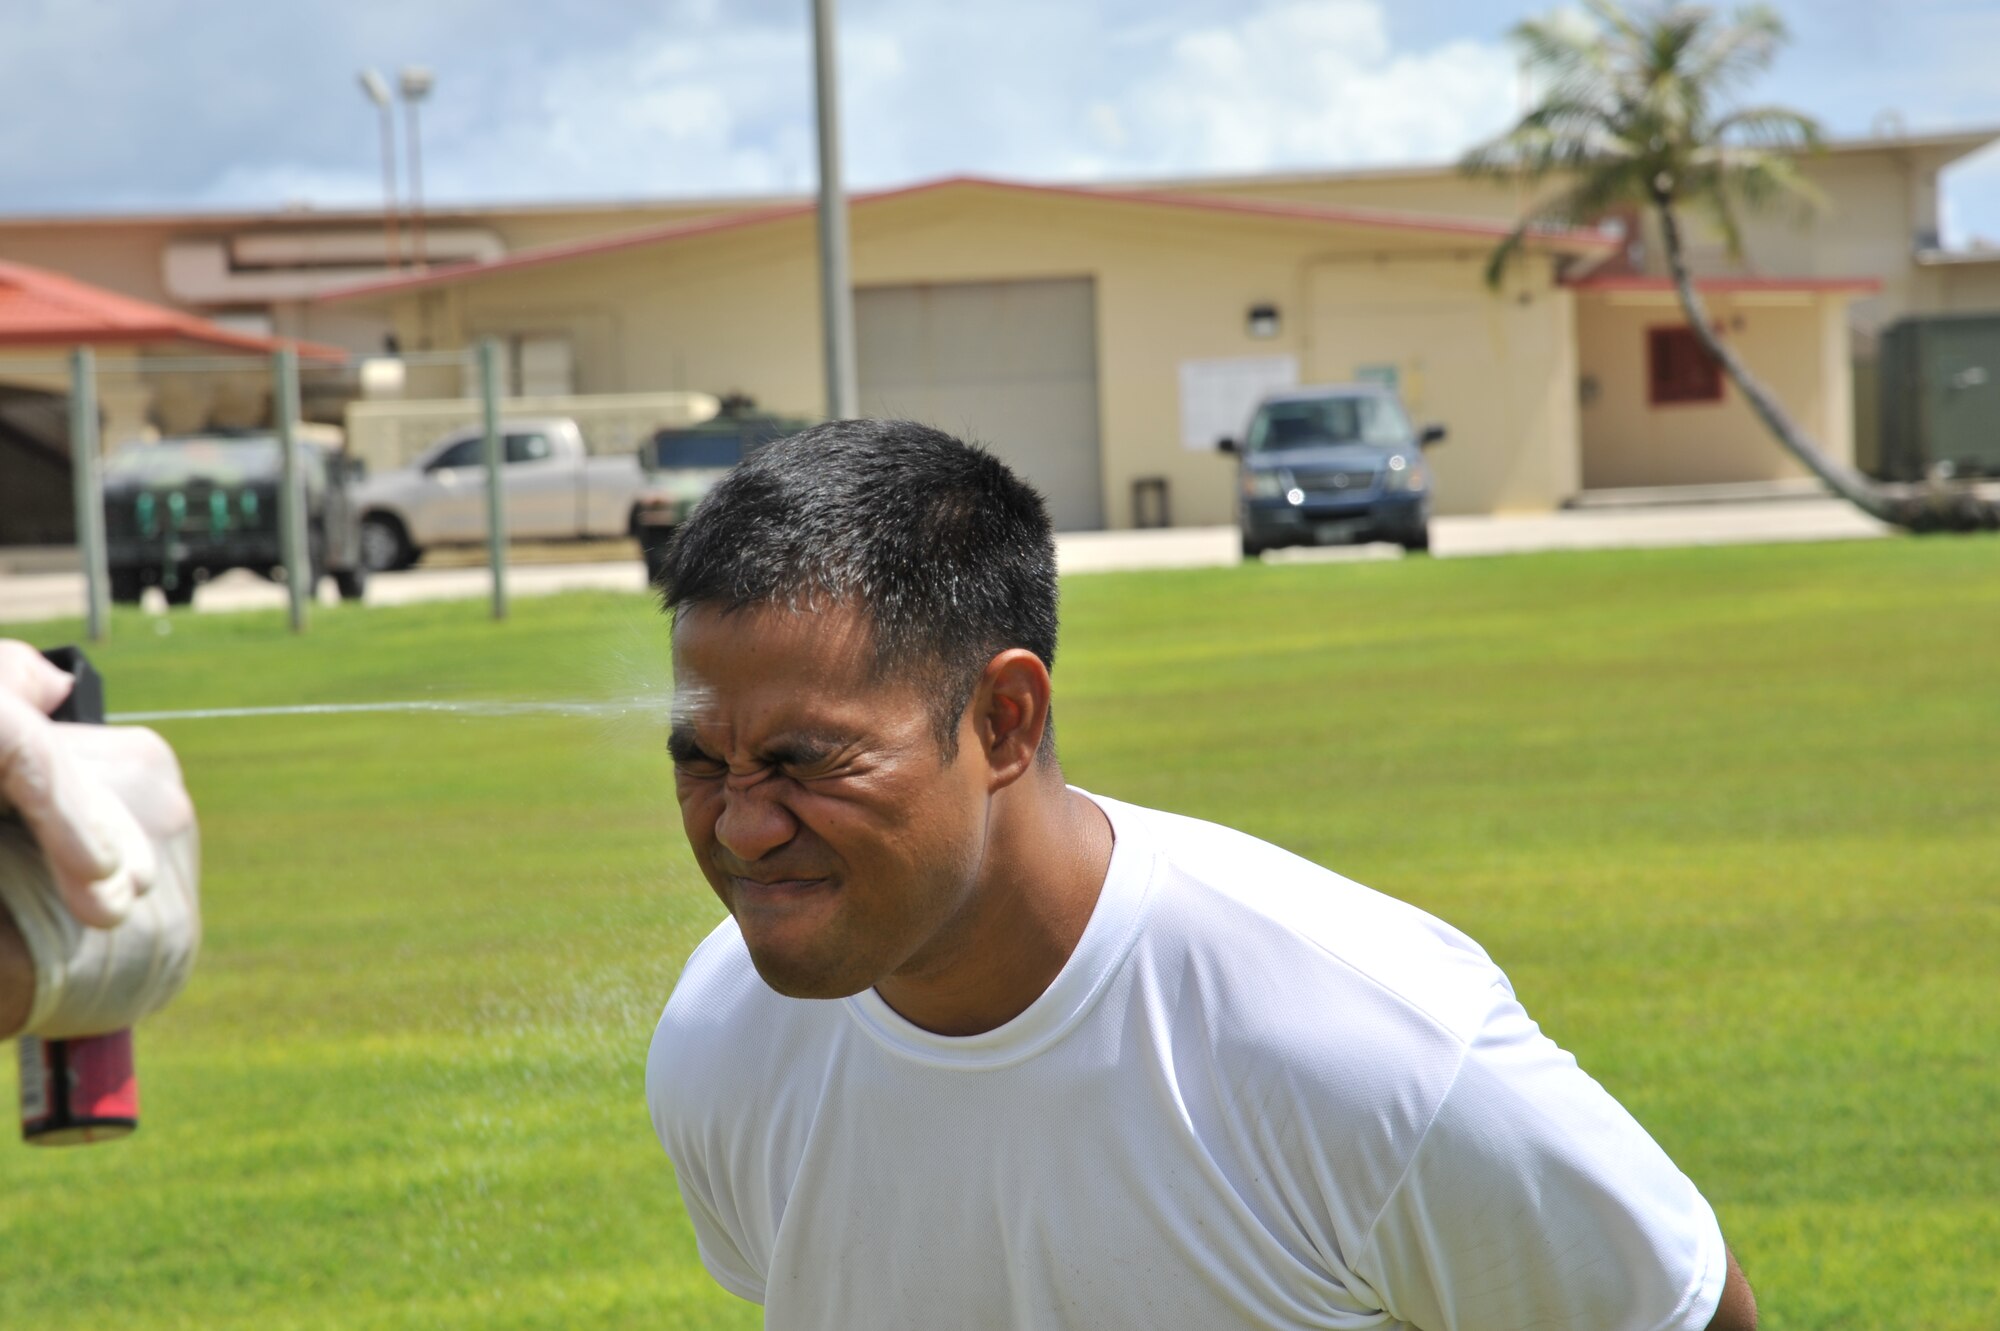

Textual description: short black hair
[658,418,1059,759]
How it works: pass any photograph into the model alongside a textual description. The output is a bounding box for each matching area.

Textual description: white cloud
[4,0,2000,247]
[1097,2,1519,176]
[445,20,819,199]
[168,0,1521,209]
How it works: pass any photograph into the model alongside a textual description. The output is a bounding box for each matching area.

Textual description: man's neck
[873,781,1114,1038]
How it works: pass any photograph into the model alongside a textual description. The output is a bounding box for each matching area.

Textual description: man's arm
[1352,986,1749,1331]
[1706,1248,1757,1331]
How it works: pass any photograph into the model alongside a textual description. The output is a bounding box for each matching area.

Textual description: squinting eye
[669,745,727,776]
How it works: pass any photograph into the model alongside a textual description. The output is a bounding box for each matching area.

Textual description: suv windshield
[647,430,742,470]
[1248,395,1411,453]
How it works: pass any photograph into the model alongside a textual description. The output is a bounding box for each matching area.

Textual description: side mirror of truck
[1216,437,1240,455]
[1418,424,1447,447]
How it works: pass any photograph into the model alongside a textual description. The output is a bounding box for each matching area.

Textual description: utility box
[1877,313,2000,481]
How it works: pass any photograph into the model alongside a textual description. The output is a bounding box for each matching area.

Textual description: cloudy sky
[5,0,1999,242]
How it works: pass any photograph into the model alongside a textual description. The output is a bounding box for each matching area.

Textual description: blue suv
[1220,385,1445,556]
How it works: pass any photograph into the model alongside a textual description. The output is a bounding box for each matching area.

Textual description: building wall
[370,186,1582,526]
[841,190,1576,522]
[1178,140,1998,333]
[1304,255,1578,513]
[1931,259,2000,312]
[1666,150,1937,339]
[1576,291,1854,489]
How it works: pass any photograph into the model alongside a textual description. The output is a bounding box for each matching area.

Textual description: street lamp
[811,0,857,418]
[399,66,435,269]
[357,69,401,269]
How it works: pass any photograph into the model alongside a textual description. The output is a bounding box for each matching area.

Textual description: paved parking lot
[0,496,1890,626]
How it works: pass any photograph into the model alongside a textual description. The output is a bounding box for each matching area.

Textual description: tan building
[317,174,1893,526]
[321,178,1620,528]
[1,127,1995,529]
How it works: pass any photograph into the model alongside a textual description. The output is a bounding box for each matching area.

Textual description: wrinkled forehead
[669,600,906,731]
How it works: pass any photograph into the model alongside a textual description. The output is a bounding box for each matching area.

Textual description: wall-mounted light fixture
[1246,303,1281,339]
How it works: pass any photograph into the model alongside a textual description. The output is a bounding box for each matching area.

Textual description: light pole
[811,0,858,419]
[357,70,402,269]
[399,66,435,269]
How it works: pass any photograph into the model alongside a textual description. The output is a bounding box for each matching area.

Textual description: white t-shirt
[648,791,1727,1331]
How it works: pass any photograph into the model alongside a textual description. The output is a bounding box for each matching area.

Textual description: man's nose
[712,780,798,864]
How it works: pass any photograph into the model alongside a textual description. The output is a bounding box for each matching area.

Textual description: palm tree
[1464,0,1997,532]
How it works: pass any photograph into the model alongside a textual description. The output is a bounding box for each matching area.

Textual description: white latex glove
[0,641,202,1037]
[0,641,153,926]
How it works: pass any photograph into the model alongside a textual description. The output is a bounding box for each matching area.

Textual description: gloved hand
[0,641,201,1039]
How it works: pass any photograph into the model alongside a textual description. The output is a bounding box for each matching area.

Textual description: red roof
[318,174,1619,304]
[1565,274,1882,295]
[0,260,346,359]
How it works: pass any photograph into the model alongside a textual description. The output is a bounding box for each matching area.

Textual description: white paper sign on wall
[1178,355,1299,451]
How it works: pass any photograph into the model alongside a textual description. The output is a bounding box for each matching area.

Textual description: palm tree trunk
[1653,194,1999,533]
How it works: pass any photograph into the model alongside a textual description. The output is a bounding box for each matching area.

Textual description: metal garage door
[856,278,1104,531]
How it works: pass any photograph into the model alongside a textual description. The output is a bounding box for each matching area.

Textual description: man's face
[669,603,990,999]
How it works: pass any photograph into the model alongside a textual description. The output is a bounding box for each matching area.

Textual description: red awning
[0,260,345,360]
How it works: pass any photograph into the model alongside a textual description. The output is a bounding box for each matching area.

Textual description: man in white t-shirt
[647,420,1757,1330]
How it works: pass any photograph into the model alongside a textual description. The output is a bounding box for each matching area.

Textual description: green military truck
[634,413,811,584]
[100,432,369,606]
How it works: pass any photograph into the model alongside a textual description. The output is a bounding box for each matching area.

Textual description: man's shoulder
[1110,796,1511,1050]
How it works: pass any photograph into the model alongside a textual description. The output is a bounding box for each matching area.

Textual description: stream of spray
[110,615,706,729]
[108,697,674,723]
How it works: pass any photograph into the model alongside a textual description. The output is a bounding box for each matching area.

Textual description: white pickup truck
[351,417,646,570]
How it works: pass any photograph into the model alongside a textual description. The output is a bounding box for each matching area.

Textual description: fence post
[67,347,109,641]
[478,337,508,621]
[273,347,310,633]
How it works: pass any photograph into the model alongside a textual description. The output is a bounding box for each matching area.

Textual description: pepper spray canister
[17,646,139,1146]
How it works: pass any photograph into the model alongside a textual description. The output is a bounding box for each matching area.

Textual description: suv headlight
[1382,454,1427,492]
[1241,470,1288,499]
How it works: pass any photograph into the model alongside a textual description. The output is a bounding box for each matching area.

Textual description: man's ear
[970,649,1051,790]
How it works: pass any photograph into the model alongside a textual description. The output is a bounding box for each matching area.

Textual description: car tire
[359,514,415,573]
[1240,532,1266,560]
[333,565,368,602]
[108,568,145,605]
[1399,525,1432,555]
[162,572,197,607]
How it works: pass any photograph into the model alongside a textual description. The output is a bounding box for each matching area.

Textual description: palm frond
[1480,168,1653,288]
[1691,181,1748,258]
[1710,105,1822,151]
[1513,10,1613,81]
[1704,148,1825,224]
[1462,97,1638,184]
[1475,0,1820,265]
[1482,226,1533,290]
[1683,4,1786,93]
[1583,0,1650,66]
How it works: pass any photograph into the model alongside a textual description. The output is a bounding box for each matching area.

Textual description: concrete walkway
[0,496,1892,626]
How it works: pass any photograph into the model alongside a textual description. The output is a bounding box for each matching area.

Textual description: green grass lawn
[1,536,1996,1329]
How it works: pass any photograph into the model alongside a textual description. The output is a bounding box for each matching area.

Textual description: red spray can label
[16,646,139,1147]
[20,1029,138,1145]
